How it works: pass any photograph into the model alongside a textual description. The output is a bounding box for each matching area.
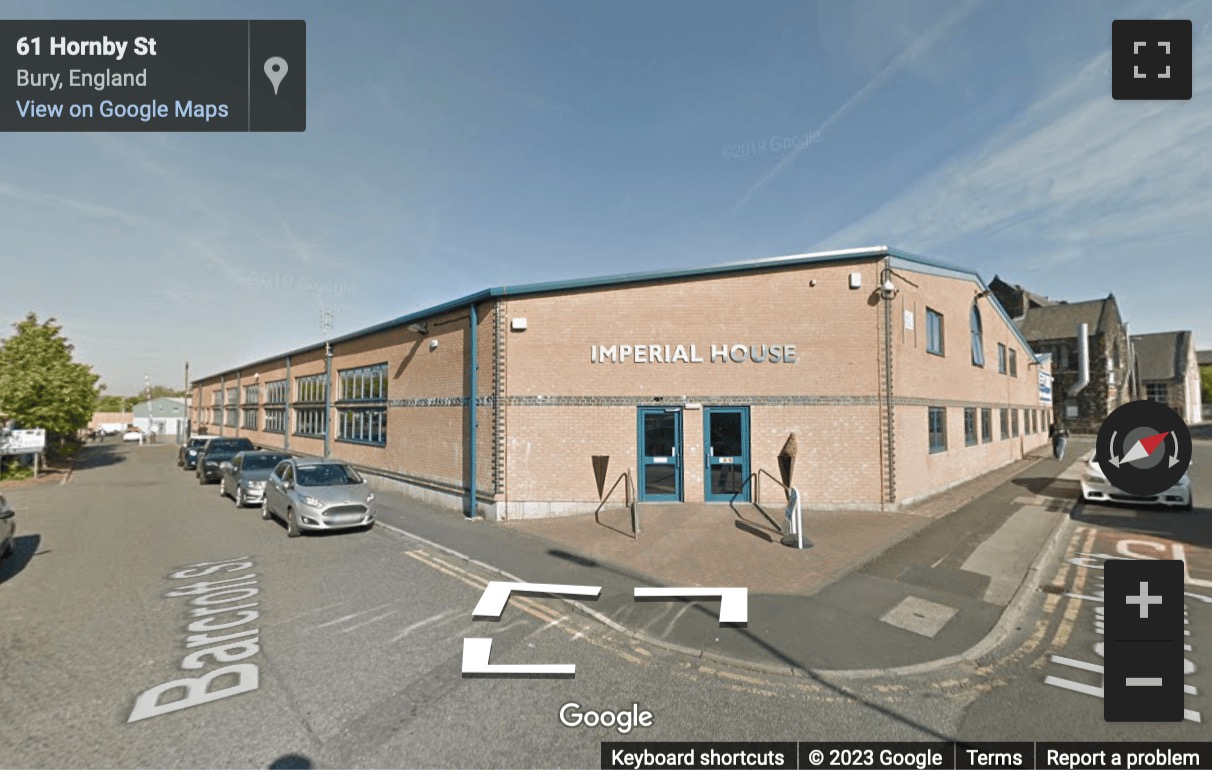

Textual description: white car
[1080,451,1193,510]
[122,429,143,442]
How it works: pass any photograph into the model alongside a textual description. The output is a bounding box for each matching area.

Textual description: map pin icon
[264,57,288,95]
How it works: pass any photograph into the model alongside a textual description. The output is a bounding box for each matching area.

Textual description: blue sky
[2,0,1210,394]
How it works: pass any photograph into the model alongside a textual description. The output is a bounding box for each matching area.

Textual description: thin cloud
[731,2,981,214]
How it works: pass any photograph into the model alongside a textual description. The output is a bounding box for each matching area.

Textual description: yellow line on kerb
[1051,528,1098,651]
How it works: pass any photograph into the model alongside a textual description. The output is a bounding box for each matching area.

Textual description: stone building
[1132,331,1203,425]
[990,279,1131,433]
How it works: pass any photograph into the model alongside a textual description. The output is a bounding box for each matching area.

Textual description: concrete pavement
[370,442,1090,676]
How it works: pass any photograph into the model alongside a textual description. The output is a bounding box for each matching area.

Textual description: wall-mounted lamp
[429,339,439,350]
[407,322,428,335]
[880,278,898,300]
[253,372,260,380]
[975,289,992,299]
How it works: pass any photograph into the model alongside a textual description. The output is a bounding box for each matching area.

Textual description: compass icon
[1096,400,1192,496]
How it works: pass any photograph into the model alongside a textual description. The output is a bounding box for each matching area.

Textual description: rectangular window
[294,406,326,437]
[1012,409,1019,437]
[242,407,258,430]
[211,408,221,426]
[928,407,947,453]
[1009,348,1017,377]
[981,408,992,443]
[244,385,260,405]
[964,407,977,447]
[225,407,237,427]
[926,309,944,356]
[1000,408,1009,439]
[998,343,1007,374]
[226,387,239,404]
[1030,410,1037,434]
[213,390,223,406]
[296,374,327,404]
[338,407,388,446]
[1146,383,1168,402]
[264,408,287,434]
[338,364,388,402]
[265,379,288,405]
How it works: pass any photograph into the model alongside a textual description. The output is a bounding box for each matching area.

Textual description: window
[226,387,239,404]
[211,408,221,426]
[339,364,388,402]
[244,385,260,404]
[1030,410,1037,434]
[997,343,1007,374]
[970,307,984,366]
[265,408,287,434]
[928,407,947,453]
[337,364,388,446]
[1060,345,1069,370]
[1012,409,1019,437]
[1008,348,1017,377]
[1146,383,1168,402]
[1000,408,1009,439]
[964,407,977,446]
[213,390,223,406]
[926,309,944,356]
[225,407,238,427]
[981,408,992,443]
[266,379,288,405]
[338,408,387,446]
[242,407,258,430]
[296,374,327,404]
[294,407,326,436]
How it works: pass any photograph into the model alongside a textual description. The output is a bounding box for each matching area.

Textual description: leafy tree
[1202,365,1212,405]
[96,394,127,412]
[0,313,100,438]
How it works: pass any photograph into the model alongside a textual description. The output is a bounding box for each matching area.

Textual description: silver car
[220,451,292,508]
[0,493,14,561]
[261,458,377,537]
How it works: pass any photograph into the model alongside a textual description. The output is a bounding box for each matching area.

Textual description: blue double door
[637,406,749,503]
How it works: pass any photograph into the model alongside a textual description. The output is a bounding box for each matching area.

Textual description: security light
[881,278,898,299]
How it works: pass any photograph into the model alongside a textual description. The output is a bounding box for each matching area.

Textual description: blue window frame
[964,407,977,446]
[296,374,327,404]
[928,407,947,453]
[970,307,984,367]
[337,407,387,446]
[294,407,326,437]
[264,408,287,434]
[926,309,944,356]
[998,343,1007,374]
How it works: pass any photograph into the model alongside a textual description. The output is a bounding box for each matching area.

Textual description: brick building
[192,247,1051,520]
[1132,331,1203,425]
[991,279,1131,434]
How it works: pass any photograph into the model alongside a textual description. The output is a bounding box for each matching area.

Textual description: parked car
[179,436,216,470]
[196,438,256,483]
[96,423,124,437]
[0,492,14,561]
[1080,451,1193,510]
[122,428,144,442]
[262,458,376,537]
[220,450,292,507]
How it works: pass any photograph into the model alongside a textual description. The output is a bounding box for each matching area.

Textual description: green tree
[1202,366,1212,405]
[0,313,100,437]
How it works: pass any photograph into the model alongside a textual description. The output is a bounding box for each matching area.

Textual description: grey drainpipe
[468,303,478,519]
[220,374,225,436]
[234,370,241,438]
[1067,323,1090,423]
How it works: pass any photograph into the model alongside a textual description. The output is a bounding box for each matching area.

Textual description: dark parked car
[0,492,14,561]
[262,458,377,537]
[196,438,256,483]
[179,436,217,470]
[220,450,292,508]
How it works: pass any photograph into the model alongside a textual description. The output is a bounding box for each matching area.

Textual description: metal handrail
[594,470,639,538]
[729,466,790,508]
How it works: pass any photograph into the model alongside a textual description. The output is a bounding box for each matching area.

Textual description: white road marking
[310,603,394,630]
[391,610,458,642]
[337,609,401,634]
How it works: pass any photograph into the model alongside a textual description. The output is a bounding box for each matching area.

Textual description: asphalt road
[0,437,1206,768]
